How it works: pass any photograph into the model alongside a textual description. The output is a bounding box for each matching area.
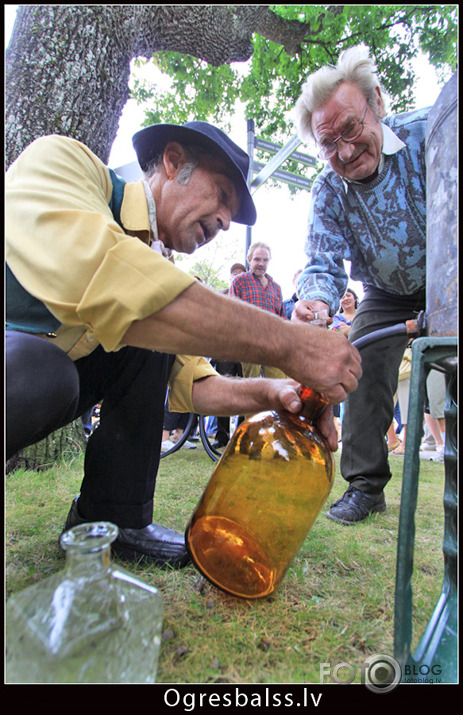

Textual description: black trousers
[340,286,426,494]
[6,331,174,527]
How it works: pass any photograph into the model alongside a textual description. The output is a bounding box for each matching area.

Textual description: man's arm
[122,280,361,404]
[191,374,339,452]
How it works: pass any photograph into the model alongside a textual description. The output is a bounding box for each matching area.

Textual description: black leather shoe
[326,486,386,525]
[63,497,190,568]
[212,440,228,449]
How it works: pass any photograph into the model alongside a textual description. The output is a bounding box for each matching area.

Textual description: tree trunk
[5,5,132,166]
[6,420,87,474]
[5,5,271,167]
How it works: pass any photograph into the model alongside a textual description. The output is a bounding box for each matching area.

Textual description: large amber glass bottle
[185,387,334,599]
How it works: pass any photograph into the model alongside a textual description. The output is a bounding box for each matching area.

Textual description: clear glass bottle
[185,387,334,599]
[6,522,163,683]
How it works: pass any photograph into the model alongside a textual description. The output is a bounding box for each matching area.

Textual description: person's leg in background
[211,360,243,447]
[424,369,446,462]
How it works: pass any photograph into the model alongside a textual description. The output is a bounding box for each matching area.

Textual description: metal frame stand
[394,336,458,682]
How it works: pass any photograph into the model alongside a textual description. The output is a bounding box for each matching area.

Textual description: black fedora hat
[132,121,256,226]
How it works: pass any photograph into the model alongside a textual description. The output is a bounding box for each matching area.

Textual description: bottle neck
[65,544,113,576]
[298,386,329,423]
[60,522,118,577]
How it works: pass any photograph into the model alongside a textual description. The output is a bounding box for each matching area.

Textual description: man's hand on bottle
[265,379,340,453]
[279,301,362,404]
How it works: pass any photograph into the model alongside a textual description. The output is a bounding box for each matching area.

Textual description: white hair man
[293,45,429,525]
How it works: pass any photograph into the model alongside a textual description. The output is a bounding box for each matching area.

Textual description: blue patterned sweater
[298,107,429,315]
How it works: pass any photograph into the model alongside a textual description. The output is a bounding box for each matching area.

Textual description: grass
[5,444,447,684]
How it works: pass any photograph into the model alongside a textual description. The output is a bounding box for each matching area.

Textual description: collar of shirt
[119,180,172,259]
[142,180,172,258]
[248,269,272,279]
[251,271,273,284]
[342,122,406,191]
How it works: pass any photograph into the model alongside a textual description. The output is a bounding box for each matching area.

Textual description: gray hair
[295,44,388,144]
[143,144,200,185]
[247,241,272,262]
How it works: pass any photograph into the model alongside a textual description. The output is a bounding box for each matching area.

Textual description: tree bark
[6,5,132,166]
[6,420,87,475]
[5,4,314,166]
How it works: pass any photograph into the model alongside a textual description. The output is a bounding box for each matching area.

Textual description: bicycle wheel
[198,415,227,463]
[160,411,197,459]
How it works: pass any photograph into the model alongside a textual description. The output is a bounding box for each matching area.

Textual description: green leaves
[130,5,457,141]
[133,53,240,130]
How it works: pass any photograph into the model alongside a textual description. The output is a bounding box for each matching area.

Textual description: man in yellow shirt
[6,121,361,567]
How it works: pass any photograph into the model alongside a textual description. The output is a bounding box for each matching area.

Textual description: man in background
[229,241,287,380]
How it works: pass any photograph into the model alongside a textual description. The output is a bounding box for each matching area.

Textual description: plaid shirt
[229,271,285,318]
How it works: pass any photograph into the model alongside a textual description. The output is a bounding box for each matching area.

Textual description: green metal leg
[394,337,457,683]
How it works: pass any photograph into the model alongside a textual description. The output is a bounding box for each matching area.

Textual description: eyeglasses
[317,103,369,161]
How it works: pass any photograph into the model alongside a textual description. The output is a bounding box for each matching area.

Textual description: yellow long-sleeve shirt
[6,134,217,412]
